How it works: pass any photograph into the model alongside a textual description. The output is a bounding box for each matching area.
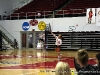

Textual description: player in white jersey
[51,31,62,61]
[36,40,44,50]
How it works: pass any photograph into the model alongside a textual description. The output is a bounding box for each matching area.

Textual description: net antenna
[51,22,53,31]
[45,23,51,32]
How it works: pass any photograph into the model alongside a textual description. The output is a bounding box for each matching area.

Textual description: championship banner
[96,8,100,26]
[86,8,96,24]
[38,21,46,31]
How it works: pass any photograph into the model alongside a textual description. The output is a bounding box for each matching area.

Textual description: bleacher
[9,0,67,19]
[56,0,100,17]
[46,31,100,51]
[63,0,100,9]
[6,0,100,19]
[15,0,67,12]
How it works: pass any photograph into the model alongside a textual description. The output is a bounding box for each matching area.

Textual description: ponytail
[59,34,64,40]
[61,37,64,40]
[77,49,88,65]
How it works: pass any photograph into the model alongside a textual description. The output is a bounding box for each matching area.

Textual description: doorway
[21,31,44,49]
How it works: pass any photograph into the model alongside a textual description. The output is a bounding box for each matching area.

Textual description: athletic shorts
[55,45,61,48]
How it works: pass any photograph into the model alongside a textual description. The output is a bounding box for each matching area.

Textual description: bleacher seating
[56,0,100,16]
[9,0,67,19]
[16,0,67,12]
[8,0,100,19]
[46,31,100,51]
[63,0,100,9]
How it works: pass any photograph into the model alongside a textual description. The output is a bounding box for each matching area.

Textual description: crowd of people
[55,49,100,75]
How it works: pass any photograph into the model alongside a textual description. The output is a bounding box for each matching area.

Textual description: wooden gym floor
[0,49,99,75]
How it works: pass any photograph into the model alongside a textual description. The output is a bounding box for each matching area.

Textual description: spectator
[95,53,100,67]
[74,49,95,75]
[94,53,100,75]
[55,61,71,75]
[13,39,18,49]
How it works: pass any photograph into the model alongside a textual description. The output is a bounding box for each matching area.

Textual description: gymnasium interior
[0,0,100,75]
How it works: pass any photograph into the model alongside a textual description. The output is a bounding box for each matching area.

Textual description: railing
[1,0,33,20]
[4,9,86,20]
[0,25,16,44]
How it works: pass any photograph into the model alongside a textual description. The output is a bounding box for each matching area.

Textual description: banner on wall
[86,8,96,24]
[96,8,100,26]
[38,21,46,31]
[22,22,30,31]
[29,19,38,26]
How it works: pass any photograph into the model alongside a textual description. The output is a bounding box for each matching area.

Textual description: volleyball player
[51,31,62,61]
[36,33,45,53]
